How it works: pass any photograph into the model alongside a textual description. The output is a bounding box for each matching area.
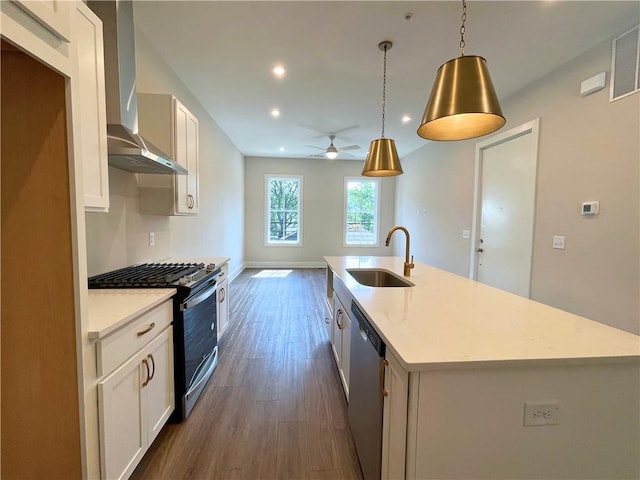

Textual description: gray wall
[244,156,396,266]
[85,28,245,277]
[395,38,639,334]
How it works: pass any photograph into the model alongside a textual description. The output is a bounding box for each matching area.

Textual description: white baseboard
[243,261,326,269]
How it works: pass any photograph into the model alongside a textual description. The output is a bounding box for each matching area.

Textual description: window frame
[264,174,303,247]
[343,176,380,247]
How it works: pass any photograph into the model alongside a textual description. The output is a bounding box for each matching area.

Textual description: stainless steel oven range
[88,262,221,421]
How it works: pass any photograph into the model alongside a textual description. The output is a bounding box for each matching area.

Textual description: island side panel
[412,360,639,479]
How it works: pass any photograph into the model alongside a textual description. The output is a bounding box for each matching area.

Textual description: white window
[265,175,302,246]
[344,177,380,246]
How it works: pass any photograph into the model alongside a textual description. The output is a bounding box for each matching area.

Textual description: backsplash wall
[85,27,245,277]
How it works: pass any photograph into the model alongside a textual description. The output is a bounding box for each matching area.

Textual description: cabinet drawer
[96,301,173,376]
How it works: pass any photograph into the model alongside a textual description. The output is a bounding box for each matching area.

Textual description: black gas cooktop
[88,262,206,288]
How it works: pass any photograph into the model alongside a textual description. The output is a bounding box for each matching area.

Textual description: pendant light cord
[459,0,467,56]
[381,44,387,138]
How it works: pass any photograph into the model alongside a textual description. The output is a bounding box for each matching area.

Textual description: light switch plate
[462,230,470,239]
[552,235,565,250]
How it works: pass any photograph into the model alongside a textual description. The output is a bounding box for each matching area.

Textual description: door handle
[142,358,150,387]
[380,359,389,397]
[137,322,156,337]
[147,354,156,381]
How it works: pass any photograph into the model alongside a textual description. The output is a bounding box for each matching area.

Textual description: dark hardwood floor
[131,268,363,480]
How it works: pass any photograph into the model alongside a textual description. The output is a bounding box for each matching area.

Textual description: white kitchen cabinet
[70,1,109,212]
[12,0,72,42]
[97,301,174,480]
[1,0,74,77]
[324,268,334,341]
[137,94,199,215]
[217,264,230,338]
[331,279,351,399]
[381,350,409,480]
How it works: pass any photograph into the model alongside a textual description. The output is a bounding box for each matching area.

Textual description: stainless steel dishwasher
[348,301,386,480]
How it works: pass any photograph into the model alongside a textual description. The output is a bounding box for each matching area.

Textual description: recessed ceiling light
[273,65,286,78]
[402,115,412,124]
[271,108,280,118]
[279,146,285,152]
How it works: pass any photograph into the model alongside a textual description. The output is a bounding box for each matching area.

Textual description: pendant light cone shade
[362,40,403,177]
[417,55,505,141]
[362,138,403,177]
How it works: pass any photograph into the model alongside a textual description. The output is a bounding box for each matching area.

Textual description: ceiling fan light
[326,150,338,160]
[361,138,403,177]
[417,55,505,141]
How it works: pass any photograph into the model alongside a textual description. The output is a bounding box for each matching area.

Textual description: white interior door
[470,119,540,297]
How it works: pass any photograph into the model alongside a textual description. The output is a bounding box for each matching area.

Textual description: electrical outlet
[149,232,155,247]
[552,235,565,250]
[524,402,559,426]
[462,230,470,239]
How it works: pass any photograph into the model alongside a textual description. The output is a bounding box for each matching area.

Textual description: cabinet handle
[187,194,194,209]
[142,358,150,387]
[147,354,156,381]
[380,359,389,397]
[137,322,156,337]
[219,287,225,303]
[336,309,344,330]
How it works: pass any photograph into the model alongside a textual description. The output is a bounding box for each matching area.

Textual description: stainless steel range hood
[88,1,186,175]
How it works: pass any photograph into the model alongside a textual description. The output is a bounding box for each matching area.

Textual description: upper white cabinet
[138,94,200,215]
[12,0,72,42]
[1,0,73,76]
[70,1,109,212]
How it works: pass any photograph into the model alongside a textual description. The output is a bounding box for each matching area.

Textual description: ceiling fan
[306,135,360,159]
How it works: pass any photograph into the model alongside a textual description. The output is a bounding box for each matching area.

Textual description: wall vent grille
[610,25,640,102]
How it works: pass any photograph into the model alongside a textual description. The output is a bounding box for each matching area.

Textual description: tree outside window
[266,175,302,245]
[345,178,379,246]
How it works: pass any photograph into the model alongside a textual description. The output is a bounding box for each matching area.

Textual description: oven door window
[182,286,218,389]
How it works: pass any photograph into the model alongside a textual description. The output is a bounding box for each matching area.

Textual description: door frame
[468,118,541,292]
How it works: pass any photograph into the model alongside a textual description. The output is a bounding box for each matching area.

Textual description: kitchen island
[325,256,640,479]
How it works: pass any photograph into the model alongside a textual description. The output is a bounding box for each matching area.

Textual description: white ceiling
[133,1,639,161]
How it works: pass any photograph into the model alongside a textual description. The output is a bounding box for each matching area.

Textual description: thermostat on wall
[581,201,599,216]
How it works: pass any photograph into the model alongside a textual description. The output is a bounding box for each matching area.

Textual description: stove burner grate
[88,263,204,288]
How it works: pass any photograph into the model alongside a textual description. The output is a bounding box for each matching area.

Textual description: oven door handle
[180,284,217,311]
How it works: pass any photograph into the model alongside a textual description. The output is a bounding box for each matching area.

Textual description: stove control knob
[205,263,216,272]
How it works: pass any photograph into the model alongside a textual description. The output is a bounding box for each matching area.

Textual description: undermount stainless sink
[346,268,414,288]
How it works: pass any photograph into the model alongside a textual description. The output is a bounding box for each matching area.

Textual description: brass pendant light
[362,41,403,177]
[417,0,505,141]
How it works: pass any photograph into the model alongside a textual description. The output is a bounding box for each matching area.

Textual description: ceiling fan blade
[304,145,326,150]
[337,144,360,151]
[311,124,360,139]
[309,153,327,158]
[338,151,355,158]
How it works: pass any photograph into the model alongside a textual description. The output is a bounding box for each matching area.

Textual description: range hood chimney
[88,0,186,175]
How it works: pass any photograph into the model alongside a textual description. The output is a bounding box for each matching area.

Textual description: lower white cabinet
[98,325,174,480]
[331,289,351,399]
[217,277,229,338]
[381,350,409,480]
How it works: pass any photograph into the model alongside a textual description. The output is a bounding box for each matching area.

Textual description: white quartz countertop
[88,289,176,340]
[325,256,640,370]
